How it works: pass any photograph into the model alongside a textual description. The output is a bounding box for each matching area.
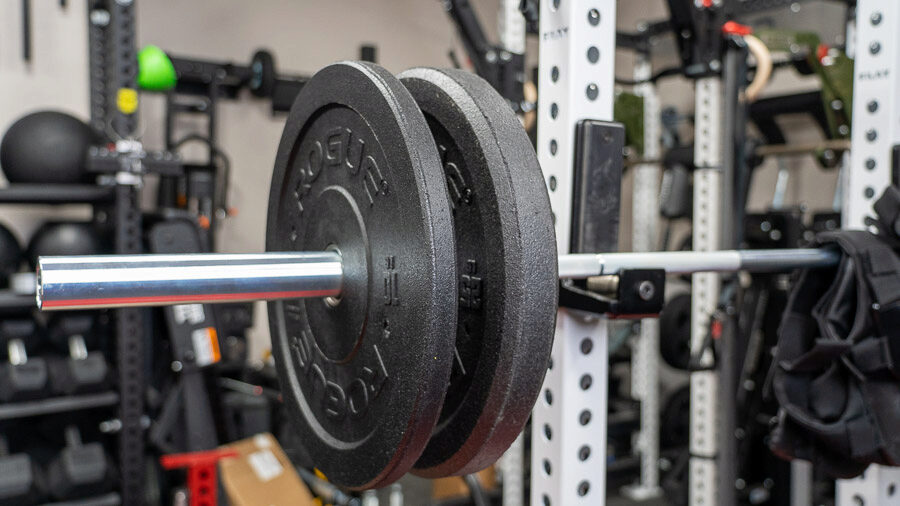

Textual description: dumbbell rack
[0,167,124,499]
[2,0,163,503]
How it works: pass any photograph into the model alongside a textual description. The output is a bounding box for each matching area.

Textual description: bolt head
[637,280,656,301]
[89,9,110,26]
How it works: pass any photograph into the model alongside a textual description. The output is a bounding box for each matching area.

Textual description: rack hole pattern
[532,1,614,504]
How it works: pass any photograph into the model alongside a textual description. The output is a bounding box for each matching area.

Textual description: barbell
[33,62,839,489]
[37,248,839,310]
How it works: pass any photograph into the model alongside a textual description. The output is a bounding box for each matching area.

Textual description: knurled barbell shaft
[559,247,840,277]
[36,248,840,311]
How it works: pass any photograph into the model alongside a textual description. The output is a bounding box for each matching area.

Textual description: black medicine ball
[0,110,95,184]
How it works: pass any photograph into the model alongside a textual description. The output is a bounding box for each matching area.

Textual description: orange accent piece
[722,21,752,36]
[160,449,239,506]
[227,207,238,217]
[177,194,187,207]
[207,327,221,363]
[702,0,713,7]
[711,319,723,340]
[817,44,830,63]
[198,215,211,229]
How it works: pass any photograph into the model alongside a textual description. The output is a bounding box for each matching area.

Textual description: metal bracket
[559,270,665,317]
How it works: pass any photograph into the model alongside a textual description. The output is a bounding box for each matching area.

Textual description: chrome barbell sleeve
[37,251,343,310]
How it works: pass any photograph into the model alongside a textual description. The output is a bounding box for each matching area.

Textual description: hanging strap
[819,230,900,378]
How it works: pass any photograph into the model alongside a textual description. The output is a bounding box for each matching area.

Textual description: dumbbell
[0,436,45,505]
[34,62,841,490]
[0,319,48,402]
[46,426,111,500]
[47,313,108,396]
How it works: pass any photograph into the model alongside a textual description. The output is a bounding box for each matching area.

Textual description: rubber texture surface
[266,62,457,489]
[400,67,558,478]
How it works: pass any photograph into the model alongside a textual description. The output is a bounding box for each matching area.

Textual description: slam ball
[0,111,95,184]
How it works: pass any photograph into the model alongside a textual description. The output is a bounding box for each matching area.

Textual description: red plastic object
[711,319,723,340]
[817,44,830,63]
[721,21,752,36]
[160,449,239,506]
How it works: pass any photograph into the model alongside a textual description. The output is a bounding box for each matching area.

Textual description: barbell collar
[36,248,839,311]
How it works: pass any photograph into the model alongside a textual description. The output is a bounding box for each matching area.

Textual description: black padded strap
[822,230,900,306]
[781,339,851,372]
[851,336,900,378]
[846,415,882,462]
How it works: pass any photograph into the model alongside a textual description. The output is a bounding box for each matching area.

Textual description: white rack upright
[837,0,900,502]
[531,1,617,505]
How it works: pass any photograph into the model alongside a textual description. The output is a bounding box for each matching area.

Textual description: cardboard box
[219,433,315,506]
